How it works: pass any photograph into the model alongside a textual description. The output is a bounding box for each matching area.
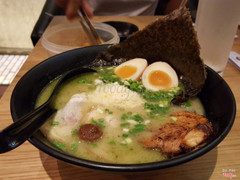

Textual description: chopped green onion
[91,119,105,128]
[98,69,122,84]
[129,124,146,135]
[71,142,78,151]
[105,108,113,114]
[144,103,170,117]
[109,140,116,145]
[184,101,192,107]
[78,79,87,83]
[53,141,66,150]
[121,114,128,120]
[78,79,93,84]
[98,123,105,128]
[51,121,59,125]
[135,124,146,129]
[121,113,143,122]
[124,81,130,86]
[98,118,104,123]
[132,114,143,122]
[92,143,97,147]
[122,134,129,138]
[120,123,130,127]
[159,100,169,107]
[72,129,78,136]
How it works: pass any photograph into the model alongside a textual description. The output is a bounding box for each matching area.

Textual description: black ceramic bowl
[103,21,139,42]
[10,45,236,172]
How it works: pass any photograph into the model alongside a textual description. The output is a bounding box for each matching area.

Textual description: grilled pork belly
[139,112,213,157]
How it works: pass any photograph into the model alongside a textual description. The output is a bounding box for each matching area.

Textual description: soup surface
[36,66,205,164]
[48,28,93,47]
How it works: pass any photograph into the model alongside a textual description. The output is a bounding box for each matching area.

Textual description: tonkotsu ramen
[36,6,212,164]
[36,63,212,164]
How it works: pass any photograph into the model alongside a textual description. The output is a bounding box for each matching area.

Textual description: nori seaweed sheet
[91,7,206,101]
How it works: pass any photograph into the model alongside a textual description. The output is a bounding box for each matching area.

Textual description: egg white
[114,58,148,80]
[142,62,178,91]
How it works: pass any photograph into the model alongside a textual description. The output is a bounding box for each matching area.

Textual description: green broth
[36,72,98,109]
[37,67,205,164]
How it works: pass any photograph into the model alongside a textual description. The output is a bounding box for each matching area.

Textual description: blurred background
[0,0,45,54]
[0,0,200,55]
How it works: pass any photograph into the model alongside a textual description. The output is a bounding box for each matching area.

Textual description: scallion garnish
[71,142,78,151]
[121,113,128,120]
[92,143,97,147]
[129,124,146,135]
[91,119,105,128]
[132,114,143,122]
[78,79,93,84]
[51,121,59,125]
[144,103,170,118]
[121,113,143,122]
[184,101,192,107]
[53,141,66,150]
[109,140,116,145]
[98,118,104,123]
[120,123,130,127]
[72,129,78,136]
[105,108,113,114]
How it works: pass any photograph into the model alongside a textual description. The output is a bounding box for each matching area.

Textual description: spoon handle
[0,104,56,153]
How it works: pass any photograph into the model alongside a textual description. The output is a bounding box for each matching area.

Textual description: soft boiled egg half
[142,62,178,91]
[114,58,148,80]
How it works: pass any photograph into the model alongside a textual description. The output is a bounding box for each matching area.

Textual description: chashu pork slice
[139,112,213,157]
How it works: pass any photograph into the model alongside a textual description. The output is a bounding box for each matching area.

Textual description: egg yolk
[115,65,137,79]
[148,70,172,88]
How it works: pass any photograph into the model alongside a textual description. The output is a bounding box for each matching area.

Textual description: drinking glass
[195,0,240,76]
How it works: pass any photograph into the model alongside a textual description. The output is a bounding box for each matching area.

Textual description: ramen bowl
[10,45,236,171]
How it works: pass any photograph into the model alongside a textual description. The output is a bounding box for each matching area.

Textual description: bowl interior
[10,45,236,171]
[41,23,119,56]
[103,21,139,42]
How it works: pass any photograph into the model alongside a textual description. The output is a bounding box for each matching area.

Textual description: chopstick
[77,8,102,45]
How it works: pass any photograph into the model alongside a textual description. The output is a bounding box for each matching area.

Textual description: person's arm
[164,0,184,14]
[55,0,93,20]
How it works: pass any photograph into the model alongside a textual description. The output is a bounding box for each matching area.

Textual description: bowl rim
[10,45,236,172]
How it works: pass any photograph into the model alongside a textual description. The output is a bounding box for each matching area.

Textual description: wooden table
[0,16,239,180]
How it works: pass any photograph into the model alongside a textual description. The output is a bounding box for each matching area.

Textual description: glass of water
[195,0,240,76]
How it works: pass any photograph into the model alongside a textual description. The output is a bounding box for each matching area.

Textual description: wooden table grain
[0,16,239,180]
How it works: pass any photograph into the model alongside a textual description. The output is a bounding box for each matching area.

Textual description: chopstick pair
[77,8,102,45]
